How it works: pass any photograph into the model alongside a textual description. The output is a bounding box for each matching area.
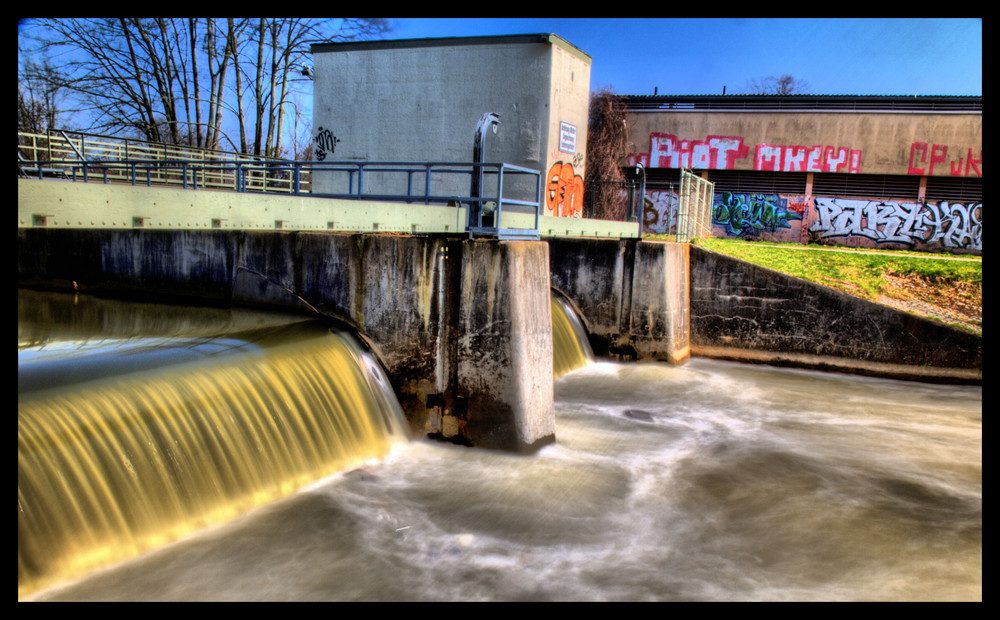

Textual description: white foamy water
[33,358,981,602]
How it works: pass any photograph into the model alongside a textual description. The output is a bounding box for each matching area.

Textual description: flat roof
[620,94,982,113]
[311,33,592,64]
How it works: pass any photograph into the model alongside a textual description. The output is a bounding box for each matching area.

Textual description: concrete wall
[310,34,592,216]
[689,245,981,383]
[548,238,690,364]
[17,228,555,452]
[626,110,982,177]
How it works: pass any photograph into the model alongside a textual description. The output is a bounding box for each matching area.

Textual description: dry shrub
[585,88,629,220]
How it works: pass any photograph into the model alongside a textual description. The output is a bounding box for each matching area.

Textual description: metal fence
[18,130,311,193]
[18,130,543,239]
[675,169,715,242]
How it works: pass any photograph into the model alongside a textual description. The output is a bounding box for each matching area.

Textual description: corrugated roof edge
[618,94,981,112]
[311,33,592,63]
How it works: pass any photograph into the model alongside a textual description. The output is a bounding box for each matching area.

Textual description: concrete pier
[548,237,690,364]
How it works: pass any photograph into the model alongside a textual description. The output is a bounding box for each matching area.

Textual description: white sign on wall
[559,122,577,154]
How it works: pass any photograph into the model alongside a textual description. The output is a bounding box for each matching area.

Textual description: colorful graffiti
[546,162,585,217]
[313,127,340,161]
[907,142,982,177]
[712,192,803,237]
[627,134,863,174]
[810,198,982,251]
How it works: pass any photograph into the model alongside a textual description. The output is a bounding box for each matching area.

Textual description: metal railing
[18,133,543,239]
[18,130,311,194]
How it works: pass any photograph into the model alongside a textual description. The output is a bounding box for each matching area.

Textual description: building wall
[628,106,982,253]
[310,35,591,216]
[626,111,982,177]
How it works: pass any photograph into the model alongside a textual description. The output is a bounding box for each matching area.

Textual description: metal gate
[675,169,715,243]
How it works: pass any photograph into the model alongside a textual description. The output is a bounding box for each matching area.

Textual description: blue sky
[385,18,982,97]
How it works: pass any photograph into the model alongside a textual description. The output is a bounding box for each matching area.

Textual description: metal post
[470,112,500,232]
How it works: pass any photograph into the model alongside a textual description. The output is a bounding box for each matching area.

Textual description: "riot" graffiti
[627,134,749,170]
[809,197,982,250]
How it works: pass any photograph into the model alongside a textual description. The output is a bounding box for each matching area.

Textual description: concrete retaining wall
[17,228,555,451]
[689,245,982,383]
[548,237,690,364]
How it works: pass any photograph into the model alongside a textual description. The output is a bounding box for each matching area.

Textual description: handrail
[18,157,543,239]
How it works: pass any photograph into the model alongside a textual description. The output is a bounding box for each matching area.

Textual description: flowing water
[19,291,981,601]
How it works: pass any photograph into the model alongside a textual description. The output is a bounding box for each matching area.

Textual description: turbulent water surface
[20,292,981,601]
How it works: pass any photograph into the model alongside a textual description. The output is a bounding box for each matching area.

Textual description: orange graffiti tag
[546,162,585,218]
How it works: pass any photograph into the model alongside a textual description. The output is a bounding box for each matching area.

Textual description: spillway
[18,293,409,598]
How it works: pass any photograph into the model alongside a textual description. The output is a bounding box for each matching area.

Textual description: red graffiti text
[908,142,982,177]
[627,134,749,170]
[754,144,862,174]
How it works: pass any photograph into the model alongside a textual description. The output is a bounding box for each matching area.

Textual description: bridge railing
[17,156,543,239]
[18,130,310,194]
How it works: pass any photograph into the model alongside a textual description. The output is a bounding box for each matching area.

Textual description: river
[19,291,981,601]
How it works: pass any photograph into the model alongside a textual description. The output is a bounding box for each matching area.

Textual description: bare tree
[19,17,389,156]
[742,74,810,95]
[18,58,63,134]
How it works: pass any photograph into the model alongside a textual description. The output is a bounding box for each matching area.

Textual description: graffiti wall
[627,133,863,174]
[641,191,679,235]
[808,198,982,251]
[630,137,982,178]
[640,190,982,253]
[642,189,807,242]
[713,192,805,239]
[625,109,981,177]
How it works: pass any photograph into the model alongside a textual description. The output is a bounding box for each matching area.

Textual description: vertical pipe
[470,113,500,232]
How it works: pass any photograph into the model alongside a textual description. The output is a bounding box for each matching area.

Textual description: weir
[17,288,596,598]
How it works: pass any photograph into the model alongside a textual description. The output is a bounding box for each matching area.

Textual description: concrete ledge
[692,345,982,385]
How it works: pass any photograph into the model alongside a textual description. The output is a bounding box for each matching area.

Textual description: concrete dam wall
[17,228,556,452]
[689,245,982,383]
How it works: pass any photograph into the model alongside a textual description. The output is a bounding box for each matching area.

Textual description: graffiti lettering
[908,142,981,177]
[628,134,862,173]
[627,134,749,170]
[641,191,679,234]
[314,126,340,161]
[923,201,983,249]
[546,162,585,218]
[754,144,862,173]
[712,192,803,237]
[810,198,982,250]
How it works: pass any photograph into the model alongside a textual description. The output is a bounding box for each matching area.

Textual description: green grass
[650,235,982,303]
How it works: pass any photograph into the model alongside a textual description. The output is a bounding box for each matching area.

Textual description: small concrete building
[310,34,592,218]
